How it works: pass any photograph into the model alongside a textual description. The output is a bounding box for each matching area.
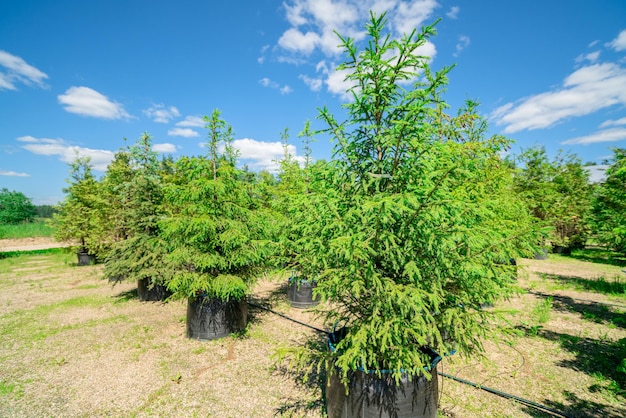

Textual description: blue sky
[1,0,625,205]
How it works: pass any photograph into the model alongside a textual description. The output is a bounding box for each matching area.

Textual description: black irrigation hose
[247,301,329,334]
[248,300,573,418]
[438,372,574,418]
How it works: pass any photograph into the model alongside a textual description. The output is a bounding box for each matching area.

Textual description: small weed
[531,296,552,324]
[0,380,23,398]
[526,325,543,336]
[192,346,207,355]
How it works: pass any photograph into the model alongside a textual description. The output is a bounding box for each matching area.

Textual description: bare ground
[0,237,69,252]
[0,250,624,417]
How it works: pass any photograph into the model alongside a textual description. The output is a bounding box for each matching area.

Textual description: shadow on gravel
[272,332,328,417]
[530,291,626,329]
[522,390,626,418]
[568,248,626,268]
[517,325,626,406]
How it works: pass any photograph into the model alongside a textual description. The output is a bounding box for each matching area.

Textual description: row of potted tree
[52,12,608,417]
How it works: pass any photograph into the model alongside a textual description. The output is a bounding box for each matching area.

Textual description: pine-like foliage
[102,133,170,286]
[511,145,591,248]
[283,13,541,384]
[53,155,103,254]
[593,148,626,253]
[160,110,273,301]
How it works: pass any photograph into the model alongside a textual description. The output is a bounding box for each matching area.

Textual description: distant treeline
[35,205,57,218]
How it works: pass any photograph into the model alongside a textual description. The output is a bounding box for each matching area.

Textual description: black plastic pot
[137,278,172,302]
[77,252,95,266]
[287,278,320,309]
[326,328,441,418]
[186,296,247,341]
[551,245,572,255]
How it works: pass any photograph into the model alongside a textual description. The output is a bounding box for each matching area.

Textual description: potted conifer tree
[102,133,171,301]
[160,109,274,340]
[275,124,321,309]
[279,13,541,417]
[54,155,102,266]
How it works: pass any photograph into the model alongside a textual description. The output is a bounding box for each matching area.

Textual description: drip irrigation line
[528,290,626,309]
[438,372,573,418]
[247,301,329,334]
[248,300,573,418]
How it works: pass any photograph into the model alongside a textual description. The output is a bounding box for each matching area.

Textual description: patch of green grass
[0,296,114,342]
[0,380,23,398]
[541,273,626,299]
[531,296,552,324]
[569,247,626,267]
[0,247,68,260]
[0,219,55,239]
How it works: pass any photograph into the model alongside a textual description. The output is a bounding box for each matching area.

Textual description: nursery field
[0,247,624,417]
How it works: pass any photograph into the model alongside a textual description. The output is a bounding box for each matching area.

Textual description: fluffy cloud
[58,86,131,119]
[168,128,199,137]
[299,74,323,91]
[561,127,626,145]
[491,63,626,133]
[608,29,626,51]
[176,116,205,128]
[277,1,439,98]
[153,143,177,153]
[231,138,303,172]
[454,35,470,56]
[0,170,30,177]
[446,6,459,19]
[17,135,114,171]
[259,77,293,95]
[143,104,180,123]
[0,50,48,91]
[278,28,321,55]
[600,117,626,128]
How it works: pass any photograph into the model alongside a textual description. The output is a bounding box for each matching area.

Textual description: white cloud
[585,165,608,183]
[153,143,177,153]
[454,35,470,56]
[600,117,626,128]
[277,1,439,59]
[18,136,114,171]
[575,51,600,63]
[176,116,205,128]
[278,28,321,55]
[608,29,626,51]
[58,86,131,119]
[446,6,459,19]
[277,1,439,99]
[561,127,626,145]
[0,50,48,91]
[0,170,30,177]
[232,138,300,172]
[143,104,180,123]
[393,0,438,36]
[258,45,270,64]
[259,77,293,94]
[491,63,626,133]
[168,128,199,137]
[299,74,323,91]
[325,67,356,100]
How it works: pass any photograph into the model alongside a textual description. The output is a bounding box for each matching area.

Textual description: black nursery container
[326,328,441,418]
[137,278,172,302]
[186,296,248,341]
[77,251,95,266]
[287,277,320,309]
